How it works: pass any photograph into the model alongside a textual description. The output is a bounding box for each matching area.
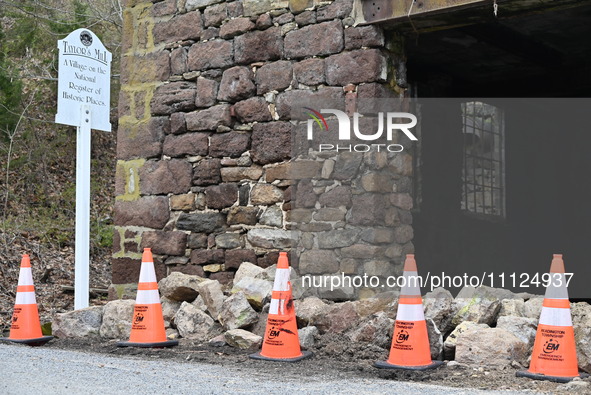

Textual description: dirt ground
[41,334,591,394]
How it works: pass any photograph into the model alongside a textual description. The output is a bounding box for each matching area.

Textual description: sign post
[55,29,111,310]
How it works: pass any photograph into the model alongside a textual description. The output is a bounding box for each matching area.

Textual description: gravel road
[0,343,537,395]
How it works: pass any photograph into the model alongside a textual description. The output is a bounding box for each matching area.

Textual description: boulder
[310,301,360,334]
[346,312,393,349]
[295,296,329,327]
[423,287,456,334]
[158,271,206,302]
[225,329,262,349]
[351,292,395,319]
[255,264,277,281]
[523,297,544,319]
[496,316,537,347]
[209,333,227,347]
[233,261,265,285]
[53,306,103,338]
[443,321,489,360]
[192,295,208,312]
[299,326,319,349]
[175,301,221,341]
[451,286,504,326]
[232,277,273,310]
[455,327,528,367]
[99,300,135,339]
[218,291,259,330]
[572,302,591,373]
[161,297,182,326]
[426,318,443,360]
[196,279,226,319]
[498,298,526,318]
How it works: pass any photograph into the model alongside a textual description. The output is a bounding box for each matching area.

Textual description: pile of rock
[52,271,591,372]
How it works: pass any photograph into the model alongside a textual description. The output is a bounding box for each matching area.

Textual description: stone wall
[113,0,413,300]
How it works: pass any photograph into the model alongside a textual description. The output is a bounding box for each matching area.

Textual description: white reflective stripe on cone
[138,262,157,283]
[15,291,37,305]
[272,268,290,291]
[539,306,573,327]
[396,303,425,321]
[400,271,422,296]
[135,289,161,304]
[269,299,279,315]
[544,273,569,299]
[18,267,34,286]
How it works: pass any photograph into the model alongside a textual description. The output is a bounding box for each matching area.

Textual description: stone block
[220,17,255,38]
[195,77,220,108]
[325,49,386,86]
[250,184,284,205]
[205,183,238,209]
[344,25,384,50]
[196,279,226,319]
[247,228,293,249]
[193,159,222,186]
[210,132,250,157]
[186,0,224,11]
[259,205,283,227]
[153,11,202,44]
[251,122,292,164]
[234,97,273,123]
[225,249,258,270]
[227,206,259,226]
[234,27,283,64]
[316,0,353,21]
[221,166,263,182]
[140,159,193,195]
[151,82,196,116]
[117,120,165,160]
[318,185,352,207]
[188,40,233,70]
[255,60,293,94]
[284,20,343,59]
[215,233,244,249]
[204,3,227,27]
[218,66,256,103]
[293,58,325,85]
[224,329,262,349]
[190,249,225,265]
[163,132,209,157]
[232,277,273,310]
[299,250,338,274]
[141,231,187,256]
[114,197,170,228]
[177,212,226,233]
[171,47,188,75]
[186,104,232,131]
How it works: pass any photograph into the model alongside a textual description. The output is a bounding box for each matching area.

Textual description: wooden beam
[356,0,590,32]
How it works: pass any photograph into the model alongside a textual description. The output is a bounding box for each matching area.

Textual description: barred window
[461,102,505,218]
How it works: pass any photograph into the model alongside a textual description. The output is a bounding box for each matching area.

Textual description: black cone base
[374,359,444,371]
[1,336,54,347]
[117,340,178,348]
[516,370,589,383]
[249,350,313,362]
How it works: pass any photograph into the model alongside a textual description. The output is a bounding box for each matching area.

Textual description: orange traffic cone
[517,254,587,383]
[117,248,177,348]
[375,254,442,370]
[1,254,53,346]
[250,252,312,362]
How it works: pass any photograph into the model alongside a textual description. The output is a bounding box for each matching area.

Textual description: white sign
[56,28,111,132]
[55,28,111,310]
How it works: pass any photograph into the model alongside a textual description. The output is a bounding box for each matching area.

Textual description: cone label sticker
[10,308,21,330]
[392,321,415,351]
[132,306,148,330]
[534,326,572,363]
[264,318,297,347]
